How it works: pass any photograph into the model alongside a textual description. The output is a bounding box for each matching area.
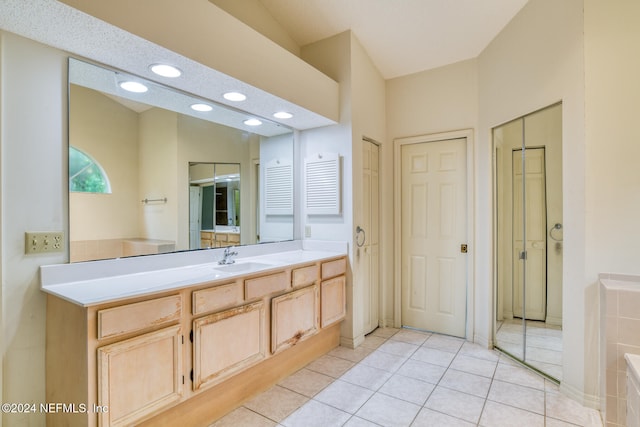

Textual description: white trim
[393,129,476,340]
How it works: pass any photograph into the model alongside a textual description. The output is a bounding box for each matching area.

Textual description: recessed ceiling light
[243,118,262,126]
[190,103,213,112]
[223,92,247,102]
[150,64,182,78]
[119,81,148,93]
[273,111,293,119]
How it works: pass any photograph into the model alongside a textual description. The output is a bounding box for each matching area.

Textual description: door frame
[393,129,475,339]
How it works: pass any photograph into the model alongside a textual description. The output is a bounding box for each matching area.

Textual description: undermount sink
[214,261,275,273]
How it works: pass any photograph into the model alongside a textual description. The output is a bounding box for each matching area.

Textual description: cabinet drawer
[321,257,347,279]
[244,271,288,300]
[97,295,181,339]
[292,264,319,288]
[192,282,243,315]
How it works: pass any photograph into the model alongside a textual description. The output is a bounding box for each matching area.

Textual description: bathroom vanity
[41,242,347,427]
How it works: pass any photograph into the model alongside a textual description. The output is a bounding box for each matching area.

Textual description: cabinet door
[271,285,319,354]
[97,325,183,427]
[192,301,266,391]
[321,276,346,328]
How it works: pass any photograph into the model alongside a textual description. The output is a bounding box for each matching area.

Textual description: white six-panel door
[400,138,467,337]
[512,148,547,321]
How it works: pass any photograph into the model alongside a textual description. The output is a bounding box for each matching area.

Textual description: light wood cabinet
[271,285,319,354]
[192,301,266,390]
[97,325,183,427]
[200,231,214,248]
[46,255,347,427]
[320,276,346,327]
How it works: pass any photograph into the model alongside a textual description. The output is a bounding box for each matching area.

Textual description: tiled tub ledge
[599,273,640,427]
[40,239,347,306]
[626,354,640,427]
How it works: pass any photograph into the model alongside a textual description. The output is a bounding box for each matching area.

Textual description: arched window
[69,146,111,193]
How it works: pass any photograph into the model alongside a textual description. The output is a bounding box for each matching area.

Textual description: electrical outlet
[305,226,312,238]
[25,232,64,254]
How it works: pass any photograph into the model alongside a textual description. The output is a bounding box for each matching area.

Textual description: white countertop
[41,240,347,307]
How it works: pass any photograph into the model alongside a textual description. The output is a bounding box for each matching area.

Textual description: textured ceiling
[255,0,529,79]
[0,0,334,131]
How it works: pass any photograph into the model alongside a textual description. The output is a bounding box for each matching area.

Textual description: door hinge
[460,244,468,254]
[190,369,194,382]
[189,330,193,343]
[519,250,527,260]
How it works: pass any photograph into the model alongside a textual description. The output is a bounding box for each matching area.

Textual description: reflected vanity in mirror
[493,103,563,381]
[68,58,294,262]
[189,162,241,249]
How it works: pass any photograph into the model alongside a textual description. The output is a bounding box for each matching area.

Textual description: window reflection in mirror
[68,58,294,262]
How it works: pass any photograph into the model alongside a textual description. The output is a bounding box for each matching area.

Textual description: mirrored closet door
[493,103,563,381]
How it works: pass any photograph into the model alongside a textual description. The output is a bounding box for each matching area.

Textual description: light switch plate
[25,232,64,254]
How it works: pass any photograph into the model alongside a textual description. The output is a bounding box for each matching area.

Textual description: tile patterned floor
[211,328,602,427]
[496,319,563,381]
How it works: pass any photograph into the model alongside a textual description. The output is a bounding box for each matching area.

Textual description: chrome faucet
[219,247,238,265]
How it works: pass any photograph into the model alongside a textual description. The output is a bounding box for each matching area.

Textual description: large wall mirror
[68,58,294,262]
[493,103,563,381]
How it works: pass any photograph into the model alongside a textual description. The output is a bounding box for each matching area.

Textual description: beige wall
[478,0,587,403]
[69,85,140,241]
[300,31,386,347]
[584,3,640,282]
[0,32,67,425]
[386,0,588,403]
[139,108,179,243]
